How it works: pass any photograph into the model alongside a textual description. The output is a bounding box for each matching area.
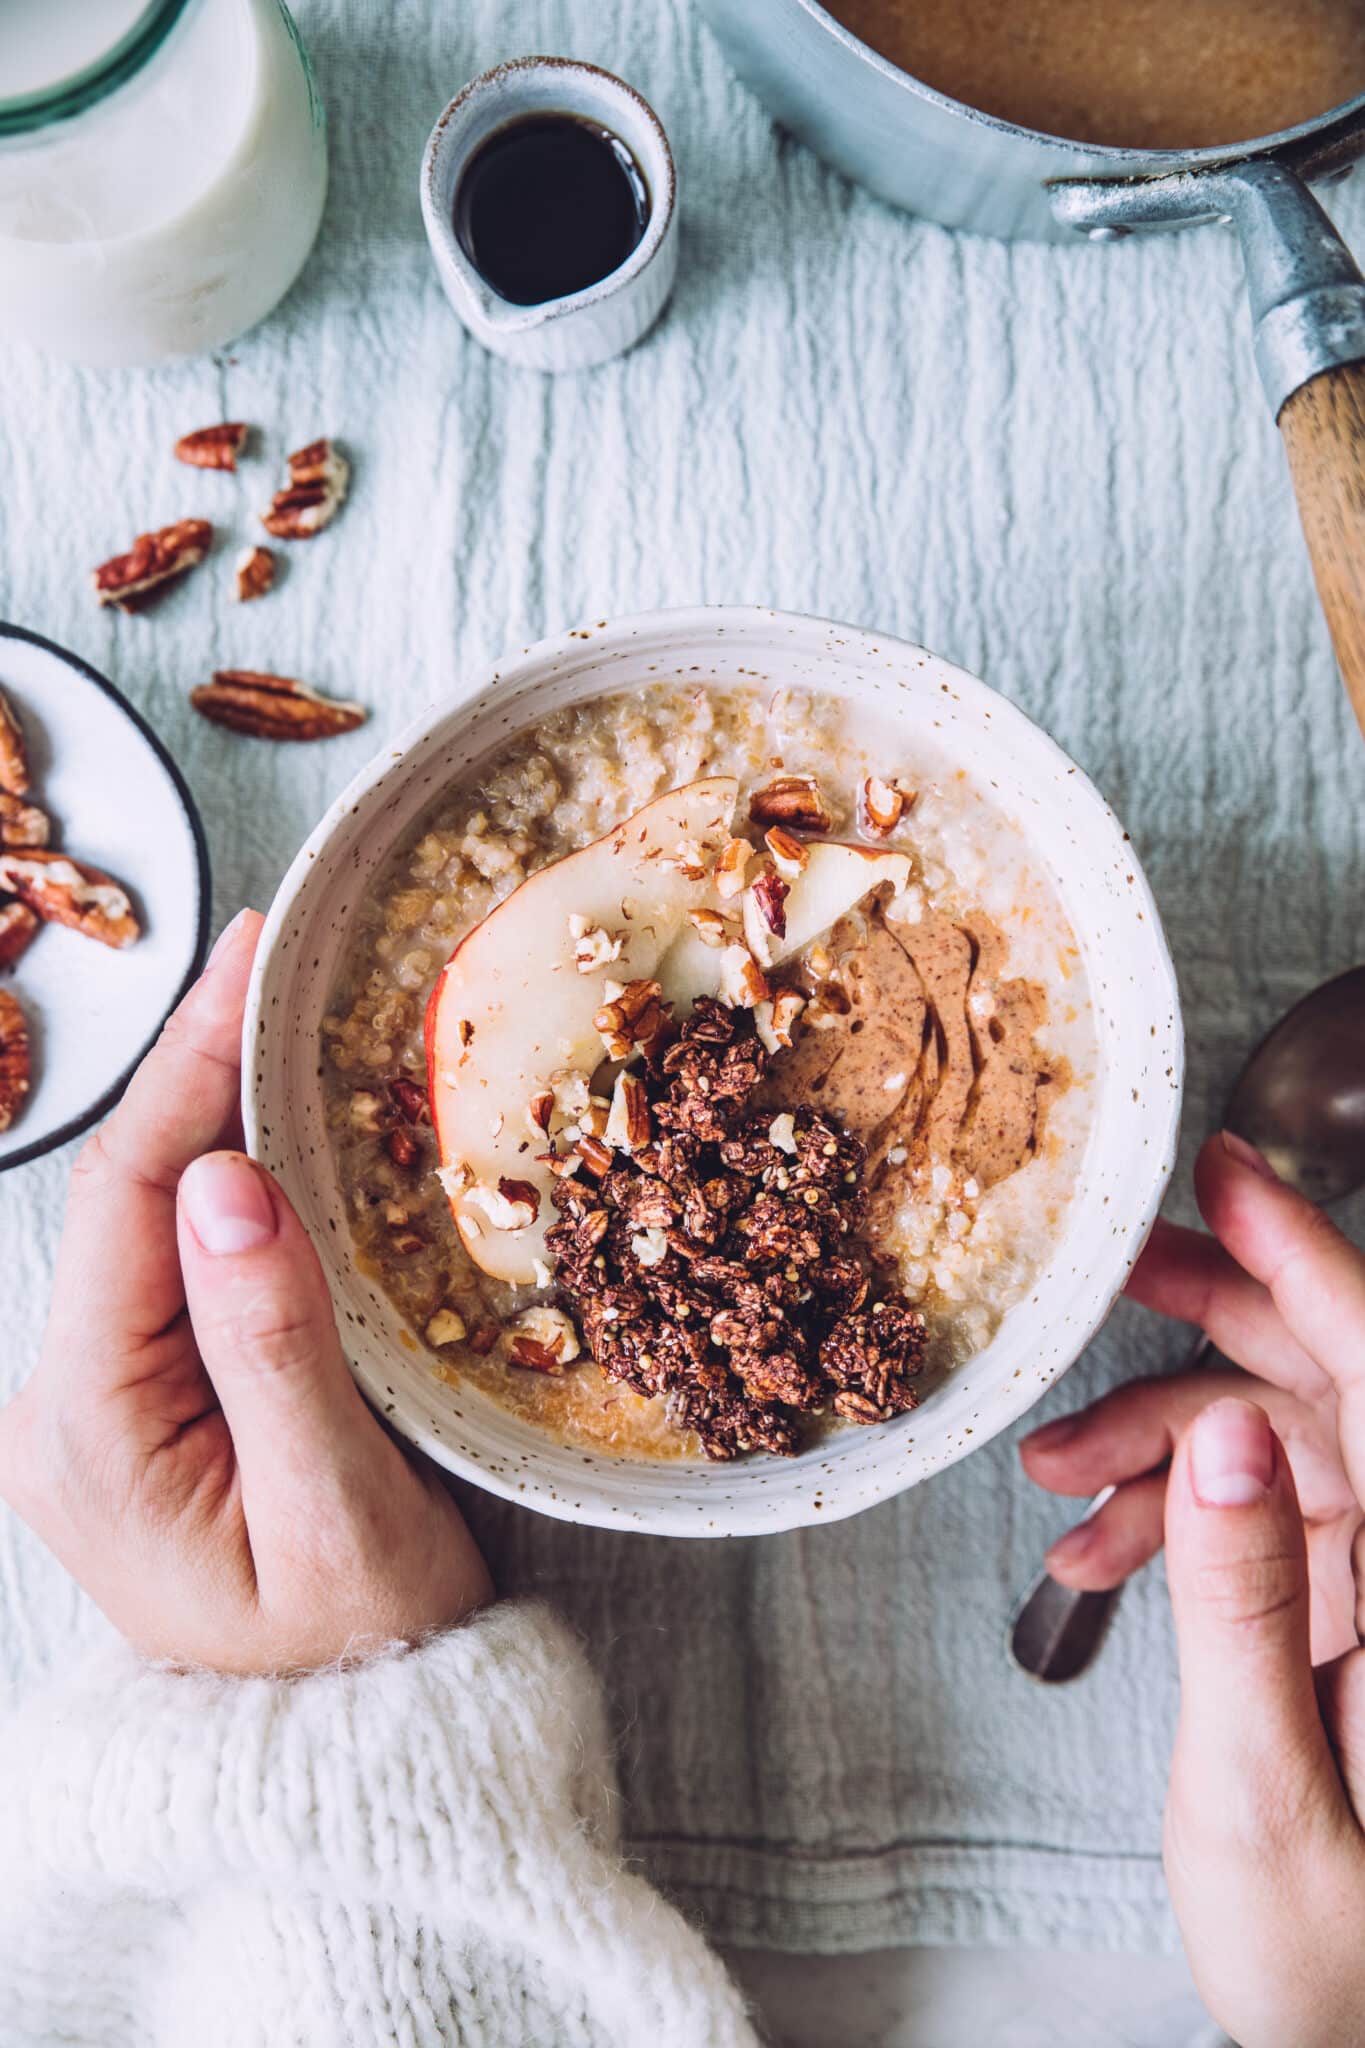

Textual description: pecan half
[93,518,213,612]
[190,670,367,742]
[174,422,249,471]
[233,544,276,603]
[0,691,29,795]
[748,774,832,833]
[0,792,50,848]
[0,850,139,949]
[0,902,39,972]
[262,438,350,539]
[0,988,29,1133]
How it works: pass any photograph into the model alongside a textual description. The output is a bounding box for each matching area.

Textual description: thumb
[1165,1397,1340,1841]
[177,1150,380,1497]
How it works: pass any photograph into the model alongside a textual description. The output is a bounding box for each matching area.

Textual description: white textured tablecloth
[3,0,1365,1958]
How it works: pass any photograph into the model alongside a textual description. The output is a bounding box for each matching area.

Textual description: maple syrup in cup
[0,0,327,366]
[454,115,649,306]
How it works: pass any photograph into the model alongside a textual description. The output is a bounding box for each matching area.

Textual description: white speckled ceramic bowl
[244,608,1182,1537]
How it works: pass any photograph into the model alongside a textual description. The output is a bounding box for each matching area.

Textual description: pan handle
[1053,160,1365,737]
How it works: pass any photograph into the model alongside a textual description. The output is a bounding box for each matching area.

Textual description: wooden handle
[1279,359,1365,740]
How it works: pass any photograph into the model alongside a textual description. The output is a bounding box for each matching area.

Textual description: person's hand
[0,910,491,1676]
[1022,1133,1361,1662]
[1023,1132,1365,2046]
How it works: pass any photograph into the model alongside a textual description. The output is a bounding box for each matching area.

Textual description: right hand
[1024,1133,1365,2046]
[0,909,491,1677]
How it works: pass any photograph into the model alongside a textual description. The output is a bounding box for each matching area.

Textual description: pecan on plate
[0,850,139,949]
[233,544,276,603]
[0,902,39,972]
[93,518,213,612]
[0,988,30,1132]
[262,438,349,539]
[0,791,48,848]
[174,422,249,472]
[190,670,367,742]
[748,773,832,833]
[0,690,29,795]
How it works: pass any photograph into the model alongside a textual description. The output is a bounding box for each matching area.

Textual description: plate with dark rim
[0,625,211,1172]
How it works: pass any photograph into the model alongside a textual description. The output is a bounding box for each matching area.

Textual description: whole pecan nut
[262,438,349,539]
[0,850,139,949]
[748,774,833,833]
[233,544,276,603]
[174,422,249,471]
[93,519,213,612]
[0,988,29,1132]
[0,792,48,849]
[190,670,367,742]
[0,901,39,972]
[0,691,29,795]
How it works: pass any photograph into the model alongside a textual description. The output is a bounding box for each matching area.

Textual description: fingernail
[205,908,250,974]
[180,1153,277,1256]
[1022,1413,1081,1455]
[1189,1397,1274,1508]
[1220,1129,1279,1182]
[1046,1519,1096,1570]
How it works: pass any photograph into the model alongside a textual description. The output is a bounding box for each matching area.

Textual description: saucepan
[697,0,1365,738]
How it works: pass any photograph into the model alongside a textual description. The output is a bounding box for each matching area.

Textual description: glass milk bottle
[0,0,327,366]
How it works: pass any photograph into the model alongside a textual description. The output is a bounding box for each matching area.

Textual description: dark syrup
[454,113,650,307]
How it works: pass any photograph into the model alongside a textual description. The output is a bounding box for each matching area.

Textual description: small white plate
[0,625,211,1172]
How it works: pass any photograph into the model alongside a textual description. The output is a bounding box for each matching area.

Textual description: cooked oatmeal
[322,681,1096,1460]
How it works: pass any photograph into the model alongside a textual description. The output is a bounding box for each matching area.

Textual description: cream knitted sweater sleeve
[0,1600,759,2048]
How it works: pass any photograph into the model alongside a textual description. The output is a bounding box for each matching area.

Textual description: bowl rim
[243,604,1184,1535]
[0,621,212,1174]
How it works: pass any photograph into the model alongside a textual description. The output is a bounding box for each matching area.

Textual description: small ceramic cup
[420,57,679,374]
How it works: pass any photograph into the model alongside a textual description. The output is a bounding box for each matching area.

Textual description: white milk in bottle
[0,0,328,365]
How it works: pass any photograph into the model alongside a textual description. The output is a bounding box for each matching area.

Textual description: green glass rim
[0,0,193,138]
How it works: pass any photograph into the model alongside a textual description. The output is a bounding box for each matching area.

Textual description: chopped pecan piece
[754,987,806,1055]
[93,518,212,611]
[386,1126,420,1168]
[686,907,737,949]
[748,773,832,833]
[190,670,367,741]
[0,850,139,949]
[0,691,29,795]
[262,437,350,538]
[764,825,809,877]
[604,1070,651,1152]
[594,976,665,1060]
[506,1304,581,1372]
[568,913,625,973]
[234,544,276,603]
[713,837,753,900]
[0,902,39,973]
[389,1075,429,1124]
[860,775,909,836]
[426,1308,467,1347]
[0,988,30,1133]
[0,793,50,848]
[174,422,249,471]
[718,943,770,1009]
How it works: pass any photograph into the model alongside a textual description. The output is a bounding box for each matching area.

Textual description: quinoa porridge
[322,681,1096,1461]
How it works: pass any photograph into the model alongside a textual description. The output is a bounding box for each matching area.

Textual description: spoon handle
[1281,363,1365,745]
[1008,1332,1212,1684]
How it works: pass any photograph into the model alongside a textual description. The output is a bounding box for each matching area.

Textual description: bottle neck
[0,0,195,140]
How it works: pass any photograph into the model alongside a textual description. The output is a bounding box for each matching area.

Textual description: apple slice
[426,776,738,1284]
[768,841,911,965]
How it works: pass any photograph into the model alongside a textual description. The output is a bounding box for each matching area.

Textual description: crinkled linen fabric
[1,0,1363,1956]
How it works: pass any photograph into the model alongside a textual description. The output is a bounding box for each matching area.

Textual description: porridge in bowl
[322,681,1096,1462]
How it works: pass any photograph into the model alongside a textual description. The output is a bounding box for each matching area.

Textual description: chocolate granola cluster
[545,997,926,1458]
